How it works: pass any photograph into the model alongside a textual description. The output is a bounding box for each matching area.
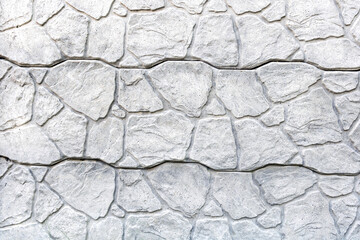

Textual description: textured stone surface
[319,175,354,197]
[0,223,52,240]
[336,0,360,25]
[227,0,270,14]
[29,68,47,83]
[0,158,12,178]
[350,121,360,151]
[88,217,123,240]
[171,0,207,14]
[260,105,285,126]
[335,90,360,130]
[261,0,285,22]
[29,166,48,182]
[0,60,12,79]
[257,207,282,229]
[202,200,223,217]
[65,0,113,19]
[203,98,226,116]
[331,194,359,236]
[351,18,360,44]
[323,72,359,93]
[193,218,232,240]
[120,0,165,10]
[34,0,64,25]
[34,183,63,223]
[232,220,281,240]
[0,0,32,31]
[206,0,227,12]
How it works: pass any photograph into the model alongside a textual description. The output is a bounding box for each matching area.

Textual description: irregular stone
[0,60,12,79]
[0,157,12,178]
[288,155,303,165]
[0,166,35,227]
[303,143,360,174]
[190,117,237,169]
[335,91,360,130]
[86,117,124,164]
[65,0,113,19]
[351,17,360,44]
[227,0,270,14]
[0,24,61,65]
[254,166,317,205]
[235,119,298,171]
[45,8,89,57]
[29,166,48,182]
[0,223,52,240]
[257,62,321,102]
[336,0,360,25]
[213,172,265,219]
[34,0,64,25]
[171,0,206,13]
[0,124,61,164]
[237,15,299,68]
[118,53,142,68]
[282,192,337,240]
[216,70,269,118]
[88,217,123,240]
[45,61,115,120]
[34,184,63,223]
[319,176,354,197]
[44,108,87,157]
[191,15,238,66]
[110,204,125,218]
[193,218,232,240]
[206,0,227,12]
[332,194,359,236]
[291,50,305,61]
[203,98,226,116]
[127,9,195,65]
[119,69,145,85]
[46,161,115,219]
[0,68,34,131]
[126,111,194,166]
[120,0,164,10]
[349,121,360,151]
[261,0,286,22]
[110,105,126,119]
[284,88,342,146]
[87,16,125,63]
[116,155,139,168]
[257,207,282,229]
[232,220,281,240]
[29,68,47,83]
[149,61,212,117]
[46,206,88,240]
[117,170,162,212]
[0,0,32,31]
[323,72,359,93]
[147,163,210,216]
[33,86,63,126]
[125,210,192,239]
[304,38,360,69]
[260,105,285,126]
[113,1,127,16]
[202,200,223,217]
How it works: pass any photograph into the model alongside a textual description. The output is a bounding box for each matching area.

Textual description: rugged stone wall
[1,0,360,239]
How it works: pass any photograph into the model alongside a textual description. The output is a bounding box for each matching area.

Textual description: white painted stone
[351,17,360,44]
[171,0,207,14]
[203,98,226,116]
[149,61,212,117]
[65,0,113,19]
[0,0,32,31]
[117,169,162,212]
[0,166,35,227]
[110,105,126,119]
[116,155,140,168]
[46,161,115,219]
[45,61,115,120]
[237,15,299,68]
[120,0,165,10]
[335,90,360,130]
[193,218,232,240]
[257,62,321,102]
[88,217,123,240]
[261,0,286,22]
[348,221,360,239]
[127,9,195,65]
[227,0,270,14]
[126,111,194,166]
[112,1,127,16]
[119,69,146,85]
[29,166,48,182]
[0,68,34,131]
[45,8,89,57]
[318,175,354,197]
[202,200,223,217]
[147,163,210,216]
[232,220,281,240]
[44,108,87,157]
[213,172,265,219]
[206,0,227,12]
[34,184,63,223]
[86,117,124,164]
[350,121,360,151]
[336,0,360,25]
[118,53,142,68]
[87,16,125,63]
[257,207,282,229]
[0,223,52,240]
[254,166,317,205]
[260,105,285,126]
[29,68,47,84]
[0,157,12,178]
[323,72,358,93]
[235,119,298,171]
[284,88,342,146]
[192,15,238,67]
[331,194,359,236]
[0,60,12,79]
[110,204,125,218]
[34,0,64,25]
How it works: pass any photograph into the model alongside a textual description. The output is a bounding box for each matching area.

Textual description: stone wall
[1,0,360,239]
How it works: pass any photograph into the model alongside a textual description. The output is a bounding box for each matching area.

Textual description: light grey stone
[0,223,52,240]
[257,62,321,102]
[147,163,210,216]
[336,0,360,25]
[261,0,286,22]
[0,0,32,31]
[87,16,125,63]
[304,38,360,69]
[0,24,61,65]
[0,166,35,227]
[110,204,125,218]
[127,9,195,65]
[126,111,194,166]
[125,210,192,240]
[120,0,165,10]
[65,0,113,19]
[149,61,212,117]
[237,15,299,68]
[0,68,34,131]
[34,0,64,25]
[260,105,285,126]
[0,60,12,79]
[116,155,140,168]
[191,15,238,66]
[331,194,359,236]
[203,98,226,116]
[29,68,47,83]
[349,121,360,151]
[45,8,89,57]
[303,143,360,174]
[86,117,124,164]
[227,0,270,14]
[46,160,115,219]
[257,207,282,229]
[202,200,223,217]
[335,91,360,130]
[213,172,265,219]
[44,108,87,157]
[34,184,63,223]
[113,1,127,16]
[232,220,281,240]
[216,70,269,118]
[118,53,142,68]
[119,69,146,85]
[323,72,359,93]
[206,0,227,12]
[29,166,48,182]
[193,218,232,240]
[171,0,207,13]
[46,206,88,240]
[284,88,342,146]
[110,105,126,119]
[282,192,337,240]
[190,117,237,170]
[286,0,343,41]
[351,17,360,44]
[318,175,354,197]
[117,170,162,212]
[0,157,12,178]
[45,61,115,120]
[235,119,298,171]
[254,166,317,205]
[88,217,123,240]
[0,124,61,164]
[33,86,63,126]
